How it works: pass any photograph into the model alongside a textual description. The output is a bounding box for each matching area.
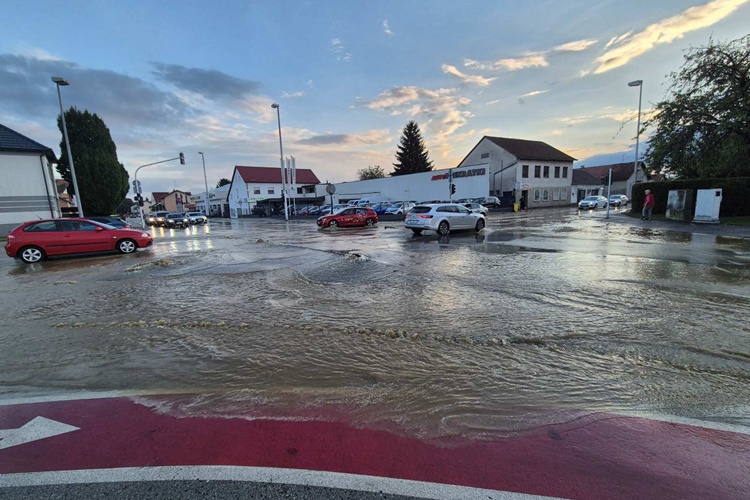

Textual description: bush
[632,178,750,217]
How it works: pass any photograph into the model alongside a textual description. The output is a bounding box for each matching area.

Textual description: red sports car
[5,218,153,264]
[317,207,378,228]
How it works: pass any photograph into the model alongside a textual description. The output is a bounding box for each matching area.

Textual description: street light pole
[52,77,83,218]
[271,103,288,221]
[198,152,210,218]
[628,79,643,198]
[134,154,185,229]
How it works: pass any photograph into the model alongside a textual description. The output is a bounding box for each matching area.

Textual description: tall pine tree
[56,108,130,215]
[391,121,433,176]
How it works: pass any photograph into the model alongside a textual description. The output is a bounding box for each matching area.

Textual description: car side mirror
[95,226,105,232]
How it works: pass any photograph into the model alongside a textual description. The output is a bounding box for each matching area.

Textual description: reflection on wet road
[1,209,749,439]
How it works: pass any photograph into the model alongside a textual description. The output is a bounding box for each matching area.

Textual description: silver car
[405,203,485,235]
[186,211,208,224]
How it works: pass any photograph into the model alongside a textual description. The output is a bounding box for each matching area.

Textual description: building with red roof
[228,165,321,217]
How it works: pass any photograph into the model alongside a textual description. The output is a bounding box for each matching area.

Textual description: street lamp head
[271,103,279,109]
[51,76,70,86]
[628,80,643,87]
[198,151,204,155]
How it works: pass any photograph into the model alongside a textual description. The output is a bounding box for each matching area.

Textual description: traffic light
[451,183,456,195]
[600,176,608,186]
[138,198,144,207]
[179,152,185,165]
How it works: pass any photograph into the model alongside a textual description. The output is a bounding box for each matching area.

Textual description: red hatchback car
[5,218,153,264]
[317,207,378,228]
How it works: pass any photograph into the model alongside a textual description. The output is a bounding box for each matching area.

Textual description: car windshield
[583,197,599,201]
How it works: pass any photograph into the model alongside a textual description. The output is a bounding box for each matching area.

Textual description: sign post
[326,183,336,212]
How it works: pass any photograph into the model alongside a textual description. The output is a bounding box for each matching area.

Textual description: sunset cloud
[441,64,495,86]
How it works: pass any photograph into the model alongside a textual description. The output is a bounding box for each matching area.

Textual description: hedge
[632,177,750,217]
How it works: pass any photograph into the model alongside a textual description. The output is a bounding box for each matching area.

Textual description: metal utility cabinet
[692,188,722,224]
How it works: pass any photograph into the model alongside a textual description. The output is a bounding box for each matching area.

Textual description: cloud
[553,39,598,52]
[486,99,501,105]
[296,129,391,147]
[593,0,749,74]
[383,19,394,35]
[441,64,495,86]
[151,62,261,100]
[551,129,563,135]
[331,38,352,62]
[281,91,305,98]
[519,90,549,98]
[363,85,472,159]
[464,53,549,71]
[306,79,314,87]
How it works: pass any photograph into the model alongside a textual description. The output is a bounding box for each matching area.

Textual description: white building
[189,184,230,217]
[458,136,576,208]
[321,163,490,204]
[227,166,321,217]
[0,124,60,236]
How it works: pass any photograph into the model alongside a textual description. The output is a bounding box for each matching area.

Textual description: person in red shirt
[642,189,655,220]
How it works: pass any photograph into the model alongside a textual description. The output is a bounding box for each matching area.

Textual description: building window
[554,166,560,178]
[533,189,541,202]
[534,165,541,178]
[253,187,260,195]
[522,165,529,178]
[542,189,549,202]
[552,188,560,201]
[543,166,550,178]
[297,187,303,194]
[563,167,569,178]
[268,188,275,195]
[481,152,490,159]
[560,188,567,200]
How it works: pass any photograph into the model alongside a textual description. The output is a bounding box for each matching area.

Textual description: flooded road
[1,209,749,440]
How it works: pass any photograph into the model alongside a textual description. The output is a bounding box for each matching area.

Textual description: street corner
[1,395,749,499]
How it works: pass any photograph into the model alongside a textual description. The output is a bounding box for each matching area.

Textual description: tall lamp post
[628,79,643,198]
[271,103,289,221]
[198,152,210,217]
[52,77,84,218]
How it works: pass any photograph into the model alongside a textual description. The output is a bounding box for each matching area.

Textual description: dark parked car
[87,216,132,229]
[5,219,153,263]
[252,205,268,217]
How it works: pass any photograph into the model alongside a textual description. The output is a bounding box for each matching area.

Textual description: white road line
[0,466,564,500]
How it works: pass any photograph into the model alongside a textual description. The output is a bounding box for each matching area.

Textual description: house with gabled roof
[227,165,321,217]
[458,136,576,208]
[573,161,649,201]
[0,123,61,236]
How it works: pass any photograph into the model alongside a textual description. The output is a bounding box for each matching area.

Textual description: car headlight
[142,233,150,237]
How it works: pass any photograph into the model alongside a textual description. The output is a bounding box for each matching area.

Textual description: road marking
[0,417,79,450]
[0,466,564,500]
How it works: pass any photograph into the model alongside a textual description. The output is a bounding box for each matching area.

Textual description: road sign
[132,180,142,194]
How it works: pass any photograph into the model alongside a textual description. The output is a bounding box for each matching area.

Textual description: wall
[0,152,59,236]
[317,163,491,204]
[457,138,517,196]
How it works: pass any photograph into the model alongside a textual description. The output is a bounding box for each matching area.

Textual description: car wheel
[365,218,375,226]
[19,246,45,264]
[411,228,423,235]
[117,239,137,254]
[437,220,450,235]
[328,220,338,228]
[475,219,485,231]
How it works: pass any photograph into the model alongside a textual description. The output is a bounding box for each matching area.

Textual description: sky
[1,0,749,198]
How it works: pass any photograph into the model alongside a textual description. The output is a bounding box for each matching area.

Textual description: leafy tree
[356,166,386,180]
[216,178,231,188]
[391,121,433,176]
[56,108,130,215]
[114,197,135,216]
[644,35,750,179]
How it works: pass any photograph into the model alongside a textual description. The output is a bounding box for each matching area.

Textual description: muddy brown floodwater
[1,209,749,439]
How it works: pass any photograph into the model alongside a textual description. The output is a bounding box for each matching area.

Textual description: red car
[317,207,378,228]
[5,218,153,264]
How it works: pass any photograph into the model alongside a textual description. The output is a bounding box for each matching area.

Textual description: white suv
[405,203,485,235]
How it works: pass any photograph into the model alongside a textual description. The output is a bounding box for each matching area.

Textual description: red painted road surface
[1,397,749,499]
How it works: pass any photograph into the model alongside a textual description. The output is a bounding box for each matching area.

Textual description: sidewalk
[607,210,750,239]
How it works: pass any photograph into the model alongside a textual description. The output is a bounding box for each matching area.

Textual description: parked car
[385,201,416,215]
[164,213,190,228]
[478,196,501,208]
[371,202,393,215]
[317,207,378,228]
[405,203,485,235]
[463,203,489,216]
[308,206,322,216]
[148,211,169,226]
[608,195,629,207]
[186,211,208,224]
[251,205,268,217]
[578,196,609,209]
[5,219,153,264]
[87,216,132,229]
[295,206,313,216]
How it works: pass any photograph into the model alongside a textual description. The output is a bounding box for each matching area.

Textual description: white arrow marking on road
[0,417,79,450]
